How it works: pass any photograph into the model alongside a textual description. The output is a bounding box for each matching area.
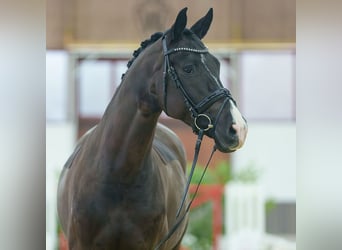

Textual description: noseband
[155,36,236,249]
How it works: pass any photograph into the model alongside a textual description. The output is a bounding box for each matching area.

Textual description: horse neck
[96,52,162,183]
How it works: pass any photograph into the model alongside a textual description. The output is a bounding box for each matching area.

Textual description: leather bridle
[162,35,236,134]
[154,35,236,249]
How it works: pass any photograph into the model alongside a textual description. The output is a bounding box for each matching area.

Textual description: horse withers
[57,7,247,250]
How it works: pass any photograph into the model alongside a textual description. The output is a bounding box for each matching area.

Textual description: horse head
[152,8,247,153]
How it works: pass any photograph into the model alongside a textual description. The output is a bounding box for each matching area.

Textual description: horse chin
[214,141,237,153]
[212,136,237,153]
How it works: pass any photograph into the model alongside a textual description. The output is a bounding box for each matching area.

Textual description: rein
[154,35,235,249]
[154,131,216,250]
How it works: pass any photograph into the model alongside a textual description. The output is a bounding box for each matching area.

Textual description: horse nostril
[229,125,237,136]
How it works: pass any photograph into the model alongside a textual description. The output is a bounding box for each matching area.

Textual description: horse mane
[121,32,164,80]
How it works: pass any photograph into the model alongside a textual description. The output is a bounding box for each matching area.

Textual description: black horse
[57,8,247,250]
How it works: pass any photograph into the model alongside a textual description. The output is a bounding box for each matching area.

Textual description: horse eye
[183,65,194,74]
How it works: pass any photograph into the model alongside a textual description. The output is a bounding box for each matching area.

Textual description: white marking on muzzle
[229,100,248,150]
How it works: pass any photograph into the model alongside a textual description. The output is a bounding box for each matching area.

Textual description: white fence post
[219,182,265,250]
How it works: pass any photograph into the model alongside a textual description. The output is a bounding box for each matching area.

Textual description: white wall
[46,122,77,172]
[46,51,69,121]
[232,122,296,202]
[239,50,295,121]
[46,122,77,250]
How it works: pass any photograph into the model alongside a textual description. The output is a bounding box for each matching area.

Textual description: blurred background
[46,0,295,249]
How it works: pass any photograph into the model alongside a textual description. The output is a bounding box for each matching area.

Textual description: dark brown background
[47,0,295,49]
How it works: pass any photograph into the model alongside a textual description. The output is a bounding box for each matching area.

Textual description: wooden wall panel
[46,0,64,49]
[66,0,232,43]
[47,0,295,48]
[231,0,296,42]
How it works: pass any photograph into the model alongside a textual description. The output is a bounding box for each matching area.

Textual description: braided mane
[121,32,163,79]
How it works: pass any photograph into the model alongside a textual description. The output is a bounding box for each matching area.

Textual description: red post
[189,184,224,250]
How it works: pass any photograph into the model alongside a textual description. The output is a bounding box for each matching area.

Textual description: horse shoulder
[153,123,187,172]
[57,126,97,234]
[152,124,189,248]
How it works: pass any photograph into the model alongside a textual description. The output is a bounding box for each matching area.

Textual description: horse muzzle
[213,121,248,153]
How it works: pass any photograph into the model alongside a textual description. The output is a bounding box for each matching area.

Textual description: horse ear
[170,7,188,42]
[190,8,213,39]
